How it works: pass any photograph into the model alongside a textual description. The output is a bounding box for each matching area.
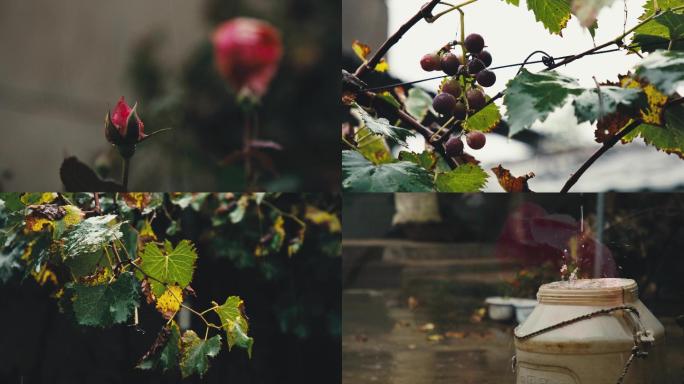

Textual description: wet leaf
[71,272,140,327]
[353,104,414,146]
[179,331,222,378]
[63,215,123,257]
[342,151,433,192]
[634,50,684,96]
[573,86,642,123]
[504,69,584,137]
[492,165,535,192]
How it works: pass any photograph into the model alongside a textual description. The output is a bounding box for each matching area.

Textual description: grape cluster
[420,33,494,153]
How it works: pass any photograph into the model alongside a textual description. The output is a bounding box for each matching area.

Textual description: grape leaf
[399,150,438,171]
[526,0,572,35]
[137,321,181,372]
[405,87,433,122]
[342,150,434,192]
[179,331,222,378]
[353,105,414,146]
[504,69,584,137]
[71,272,140,327]
[140,240,198,296]
[573,86,643,123]
[463,100,501,132]
[356,126,393,165]
[213,296,254,357]
[634,50,684,96]
[632,1,684,52]
[571,0,617,27]
[435,164,489,192]
[63,215,124,257]
[622,105,684,159]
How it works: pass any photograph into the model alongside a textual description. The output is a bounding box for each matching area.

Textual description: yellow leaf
[21,193,57,205]
[304,206,341,233]
[33,266,58,286]
[156,285,183,319]
[374,59,389,73]
[26,218,53,232]
[352,40,371,61]
[63,205,83,227]
[621,77,667,125]
[140,219,157,241]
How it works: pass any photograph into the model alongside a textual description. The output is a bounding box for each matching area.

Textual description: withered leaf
[492,165,535,192]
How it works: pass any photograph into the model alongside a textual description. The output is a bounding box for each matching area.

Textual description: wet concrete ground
[342,240,684,384]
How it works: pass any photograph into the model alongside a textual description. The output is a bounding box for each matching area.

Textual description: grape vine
[0,192,340,378]
[342,0,684,192]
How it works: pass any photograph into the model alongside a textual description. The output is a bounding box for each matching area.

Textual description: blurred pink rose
[212,18,283,99]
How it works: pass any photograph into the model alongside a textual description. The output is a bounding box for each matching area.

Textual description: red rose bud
[105,96,146,158]
[212,18,282,100]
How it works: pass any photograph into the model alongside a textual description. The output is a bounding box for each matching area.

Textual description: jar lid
[537,278,638,306]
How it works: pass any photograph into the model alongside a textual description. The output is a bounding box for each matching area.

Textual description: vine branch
[354,0,442,78]
[560,119,642,193]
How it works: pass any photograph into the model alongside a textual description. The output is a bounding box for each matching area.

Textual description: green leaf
[355,126,393,165]
[463,100,501,132]
[65,250,107,278]
[213,296,254,358]
[502,0,520,5]
[399,150,438,171]
[353,104,414,146]
[571,0,617,27]
[342,150,434,192]
[632,2,684,51]
[525,0,572,35]
[179,331,222,378]
[573,86,643,123]
[140,240,198,296]
[71,272,140,327]
[434,164,489,192]
[623,105,684,158]
[137,322,181,372]
[62,215,123,257]
[634,50,684,96]
[405,87,433,122]
[504,69,584,137]
[376,92,401,109]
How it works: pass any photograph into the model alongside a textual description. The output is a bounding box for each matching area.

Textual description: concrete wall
[0,0,207,190]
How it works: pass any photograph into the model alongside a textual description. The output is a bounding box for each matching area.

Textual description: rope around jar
[511,305,655,384]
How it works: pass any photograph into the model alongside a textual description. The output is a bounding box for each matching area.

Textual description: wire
[360,39,678,93]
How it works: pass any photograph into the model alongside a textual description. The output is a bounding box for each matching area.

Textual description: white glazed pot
[513,278,666,384]
[485,297,515,321]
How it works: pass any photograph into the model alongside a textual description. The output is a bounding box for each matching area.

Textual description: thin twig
[354,0,442,78]
[560,119,642,193]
